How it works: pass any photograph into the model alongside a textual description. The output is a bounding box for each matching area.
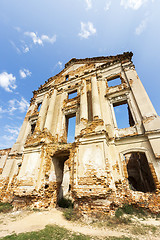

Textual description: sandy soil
[0,209,159,239]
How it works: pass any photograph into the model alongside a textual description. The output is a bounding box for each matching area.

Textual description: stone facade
[0,52,160,214]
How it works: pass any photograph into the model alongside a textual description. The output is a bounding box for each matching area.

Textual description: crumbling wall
[0,52,160,215]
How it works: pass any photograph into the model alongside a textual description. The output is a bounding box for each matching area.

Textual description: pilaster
[44,89,57,132]
[91,76,101,119]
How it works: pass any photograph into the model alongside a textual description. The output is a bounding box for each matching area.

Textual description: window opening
[68,90,77,99]
[107,77,121,87]
[31,123,36,134]
[66,75,69,81]
[37,102,42,112]
[126,152,156,193]
[87,90,93,122]
[113,101,135,129]
[66,114,76,143]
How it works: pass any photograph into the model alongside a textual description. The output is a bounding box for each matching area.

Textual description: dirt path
[0,209,159,239]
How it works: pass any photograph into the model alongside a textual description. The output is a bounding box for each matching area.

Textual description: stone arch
[120,148,156,193]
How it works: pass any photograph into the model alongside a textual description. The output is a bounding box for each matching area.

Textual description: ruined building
[0,52,160,214]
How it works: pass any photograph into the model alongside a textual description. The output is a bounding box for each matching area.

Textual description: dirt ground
[0,208,160,239]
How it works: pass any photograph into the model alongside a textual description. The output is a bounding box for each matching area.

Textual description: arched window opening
[125,152,156,193]
[66,75,69,81]
[31,123,36,134]
[37,102,42,112]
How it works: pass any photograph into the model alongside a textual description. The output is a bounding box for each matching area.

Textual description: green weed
[115,204,147,219]
[0,202,13,213]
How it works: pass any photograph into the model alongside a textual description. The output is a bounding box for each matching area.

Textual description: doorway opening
[52,151,70,204]
[125,152,156,193]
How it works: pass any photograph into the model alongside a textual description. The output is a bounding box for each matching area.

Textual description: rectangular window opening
[31,123,36,134]
[113,101,135,129]
[107,77,121,88]
[68,90,77,100]
[37,102,42,112]
[66,114,76,143]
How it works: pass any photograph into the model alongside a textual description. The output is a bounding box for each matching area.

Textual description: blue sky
[0,0,160,149]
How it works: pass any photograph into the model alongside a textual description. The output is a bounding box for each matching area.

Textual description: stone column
[91,76,101,119]
[80,80,88,121]
[126,68,160,158]
[10,104,35,154]
[125,68,157,119]
[38,93,49,131]
[44,89,57,132]
[56,92,66,140]
[98,80,112,124]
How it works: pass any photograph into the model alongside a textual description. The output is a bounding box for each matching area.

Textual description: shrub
[63,208,76,221]
[0,202,13,213]
[115,208,123,218]
[57,197,73,208]
[121,204,134,215]
[115,204,148,218]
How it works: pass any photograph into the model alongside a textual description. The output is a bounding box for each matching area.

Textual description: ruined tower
[0,52,160,214]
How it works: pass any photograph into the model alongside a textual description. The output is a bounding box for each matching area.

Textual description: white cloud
[104,1,111,11]
[0,123,20,149]
[19,69,32,79]
[8,98,29,114]
[8,97,29,113]
[2,125,19,143]
[8,99,17,113]
[0,72,17,92]
[0,97,29,121]
[5,125,20,136]
[10,41,21,54]
[135,18,148,35]
[25,31,43,45]
[14,26,21,32]
[10,40,29,54]
[85,0,92,10]
[18,97,29,112]
[23,46,29,53]
[78,22,96,39]
[2,135,15,141]
[0,106,7,116]
[24,31,56,46]
[41,34,56,44]
[57,61,63,68]
[22,44,30,53]
[120,0,147,10]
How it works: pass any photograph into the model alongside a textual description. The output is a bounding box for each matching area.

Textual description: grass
[105,238,132,240]
[63,208,76,221]
[0,225,133,240]
[0,202,13,213]
[130,224,157,235]
[90,215,131,229]
[115,204,147,219]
